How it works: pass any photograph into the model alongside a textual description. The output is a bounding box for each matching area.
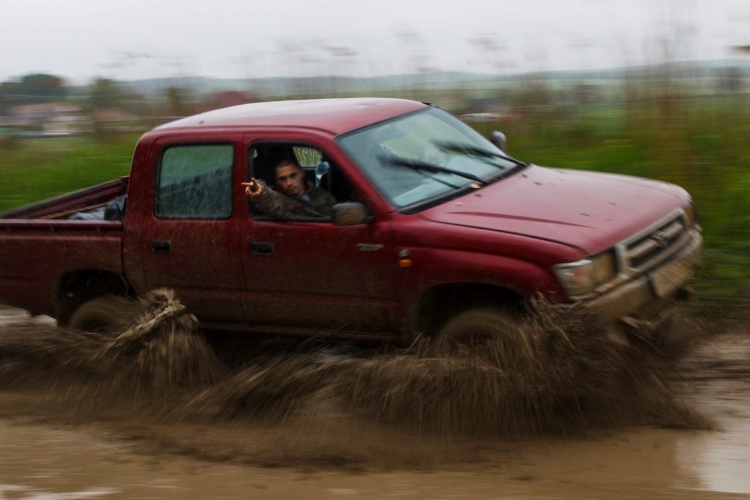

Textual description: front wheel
[435,308,528,366]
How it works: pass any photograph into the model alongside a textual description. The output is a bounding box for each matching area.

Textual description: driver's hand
[242,178,263,197]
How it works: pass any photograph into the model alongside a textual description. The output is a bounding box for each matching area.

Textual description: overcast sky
[2,0,749,83]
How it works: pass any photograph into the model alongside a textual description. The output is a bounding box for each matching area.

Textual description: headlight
[553,251,617,300]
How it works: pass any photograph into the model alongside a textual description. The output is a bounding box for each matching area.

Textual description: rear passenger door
[139,139,247,326]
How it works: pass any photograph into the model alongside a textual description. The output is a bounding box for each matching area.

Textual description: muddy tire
[434,308,526,363]
[68,295,127,333]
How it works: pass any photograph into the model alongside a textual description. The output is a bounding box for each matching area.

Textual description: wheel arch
[55,269,135,327]
[415,282,523,338]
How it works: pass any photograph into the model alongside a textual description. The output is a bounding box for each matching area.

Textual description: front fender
[395,247,567,333]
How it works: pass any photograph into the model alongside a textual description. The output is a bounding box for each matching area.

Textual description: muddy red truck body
[0,99,702,340]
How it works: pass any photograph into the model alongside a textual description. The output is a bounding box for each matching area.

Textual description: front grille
[618,209,689,274]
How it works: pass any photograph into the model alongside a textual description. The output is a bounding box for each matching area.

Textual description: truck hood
[419,165,688,256]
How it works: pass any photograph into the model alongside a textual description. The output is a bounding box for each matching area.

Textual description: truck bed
[0,178,127,318]
[0,177,128,220]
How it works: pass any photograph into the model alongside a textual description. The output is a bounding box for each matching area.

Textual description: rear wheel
[68,295,129,333]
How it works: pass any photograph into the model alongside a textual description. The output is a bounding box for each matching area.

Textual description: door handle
[151,240,171,253]
[251,242,274,256]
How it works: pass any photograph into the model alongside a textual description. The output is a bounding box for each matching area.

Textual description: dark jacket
[251,180,336,219]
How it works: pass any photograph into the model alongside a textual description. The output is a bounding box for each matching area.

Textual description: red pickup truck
[0,98,701,343]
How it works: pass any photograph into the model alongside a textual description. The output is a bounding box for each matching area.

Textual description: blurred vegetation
[0,135,137,213]
[0,74,66,112]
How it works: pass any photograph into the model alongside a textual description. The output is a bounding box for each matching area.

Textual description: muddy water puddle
[1,411,748,499]
[1,304,750,498]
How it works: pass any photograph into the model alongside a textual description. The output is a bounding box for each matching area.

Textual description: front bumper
[582,229,702,328]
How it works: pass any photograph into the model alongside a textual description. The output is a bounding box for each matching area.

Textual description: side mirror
[332,202,370,226]
[491,131,508,153]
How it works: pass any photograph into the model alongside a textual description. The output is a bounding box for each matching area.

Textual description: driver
[243,156,336,219]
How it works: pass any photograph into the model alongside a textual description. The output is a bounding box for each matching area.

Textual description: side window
[155,144,234,219]
[293,146,322,167]
[248,143,358,222]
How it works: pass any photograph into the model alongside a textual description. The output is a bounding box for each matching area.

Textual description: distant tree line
[0,74,66,112]
[0,73,187,117]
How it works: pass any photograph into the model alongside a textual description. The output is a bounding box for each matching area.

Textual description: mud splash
[0,293,711,469]
[190,299,707,437]
[0,289,223,392]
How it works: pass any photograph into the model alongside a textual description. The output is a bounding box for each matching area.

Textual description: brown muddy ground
[0,302,749,499]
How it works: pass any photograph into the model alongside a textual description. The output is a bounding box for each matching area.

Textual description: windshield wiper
[433,141,528,168]
[379,156,488,186]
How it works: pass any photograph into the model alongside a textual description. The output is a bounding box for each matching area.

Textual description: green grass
[0,135,138,214]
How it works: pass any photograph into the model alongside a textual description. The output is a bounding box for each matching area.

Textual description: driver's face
[275,165,307,197]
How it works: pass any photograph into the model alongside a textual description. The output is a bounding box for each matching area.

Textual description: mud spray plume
[0,289,223,392]
[190,297,708,436]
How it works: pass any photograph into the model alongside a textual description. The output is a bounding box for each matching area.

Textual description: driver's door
[239,219,395,333]
[238,136,398,335]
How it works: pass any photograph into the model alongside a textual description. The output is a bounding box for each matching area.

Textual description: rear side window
[293,146,322,167]
[155,144,234,219]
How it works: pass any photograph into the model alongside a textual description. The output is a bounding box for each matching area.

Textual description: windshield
[337,107,518,209]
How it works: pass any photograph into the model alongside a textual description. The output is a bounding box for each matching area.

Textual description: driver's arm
[244,179,289,219]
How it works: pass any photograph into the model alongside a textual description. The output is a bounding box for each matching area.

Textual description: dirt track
[1,303,749,499]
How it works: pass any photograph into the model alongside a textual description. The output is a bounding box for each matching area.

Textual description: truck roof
[153,98,427,136]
